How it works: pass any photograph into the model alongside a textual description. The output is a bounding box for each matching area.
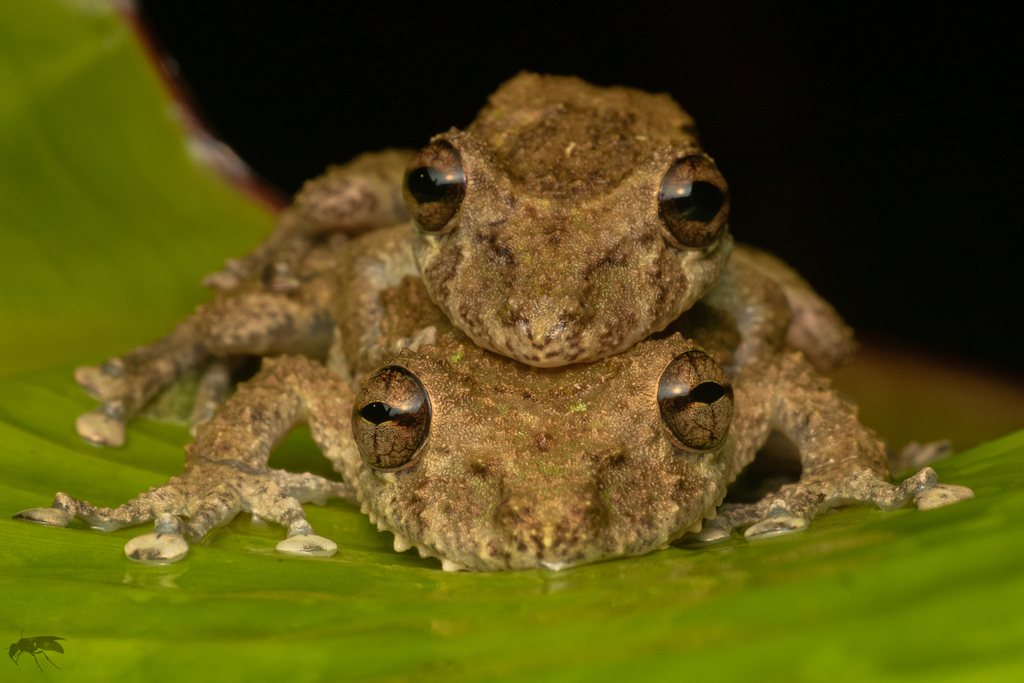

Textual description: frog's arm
[730,244,856,370]
[18,356,360,564]
[698,252,792,374]
[203,149,414,291]
[689,351,973,543]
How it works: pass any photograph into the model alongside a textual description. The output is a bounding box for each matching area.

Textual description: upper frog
[407,72,732,367]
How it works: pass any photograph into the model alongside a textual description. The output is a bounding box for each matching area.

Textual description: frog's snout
[497,296,596,366]
[494,485,609,568]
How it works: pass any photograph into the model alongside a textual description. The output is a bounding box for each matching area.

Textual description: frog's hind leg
[74,292,334,447]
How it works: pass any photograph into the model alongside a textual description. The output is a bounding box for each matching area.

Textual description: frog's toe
[125,514,190,564]
[917,483,975,510]
[125,532,190,564]
[12,506,74,527]
[75,402,126,447]
[276,534,338,557]
[201,269,241,291]
[74,360,127,400]
[743,500,808,539]
[744,514,808,539]
[188,360,232,437]
[685,528,732,545]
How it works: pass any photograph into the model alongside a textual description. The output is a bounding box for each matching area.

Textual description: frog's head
[349,332,736,571]
[408,73,732,368]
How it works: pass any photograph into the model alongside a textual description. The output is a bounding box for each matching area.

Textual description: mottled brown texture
[39,75,974,571]
[32,274,971,570]
[73,75,857,447]
[411,73,732,367]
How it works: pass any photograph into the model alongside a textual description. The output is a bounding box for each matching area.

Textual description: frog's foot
[74,320,209,447]
[275,520,338,558]
[74,358,128,400]
[269,469,356,507]
[698,498,810,541]
[703,466,974,541]
[267,470,351,557]
[14,463,349,563]
[916,483,975,510]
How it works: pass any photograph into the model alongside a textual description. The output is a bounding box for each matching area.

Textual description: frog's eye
[657,350,733,453]
[657,156,730,249]
[353,365,431,470]
[403,141,467,234]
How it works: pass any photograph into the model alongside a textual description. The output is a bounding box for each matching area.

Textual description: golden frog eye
[353,366,431,470]
[657,155,729,249]
[403,141,466,233]
[657,350,733,452]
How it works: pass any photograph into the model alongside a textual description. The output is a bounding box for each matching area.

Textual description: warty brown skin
[70,73,853,447]
[19,276,971,569]
[413,73,732,367]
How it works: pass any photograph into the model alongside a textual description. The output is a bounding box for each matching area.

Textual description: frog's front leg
[22,356,358,563]
[700,246,856,376]
[693,352,974,542]
[203,149,413,290]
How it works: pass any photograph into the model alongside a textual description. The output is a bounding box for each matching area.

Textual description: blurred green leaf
[1,3,1023,682]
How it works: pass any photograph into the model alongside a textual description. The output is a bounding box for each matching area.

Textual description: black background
[137,2,1023,377]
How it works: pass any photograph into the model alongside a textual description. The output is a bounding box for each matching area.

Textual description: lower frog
[15,279,972,570]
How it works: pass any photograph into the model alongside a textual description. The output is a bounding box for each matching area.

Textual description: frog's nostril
[544,319,568,344]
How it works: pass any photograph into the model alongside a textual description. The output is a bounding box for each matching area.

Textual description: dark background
[137,2,1022,377]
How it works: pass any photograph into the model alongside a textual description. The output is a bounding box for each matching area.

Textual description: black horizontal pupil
[662,181,723,223]
[688,381,725,404]
[407,166,462,204]
[360,401,397,425]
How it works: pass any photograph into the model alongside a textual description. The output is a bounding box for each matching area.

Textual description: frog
[71,72,854,447]
[16,277,972,570]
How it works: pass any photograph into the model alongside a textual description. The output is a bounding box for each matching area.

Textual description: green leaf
[2,3,1023,682]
